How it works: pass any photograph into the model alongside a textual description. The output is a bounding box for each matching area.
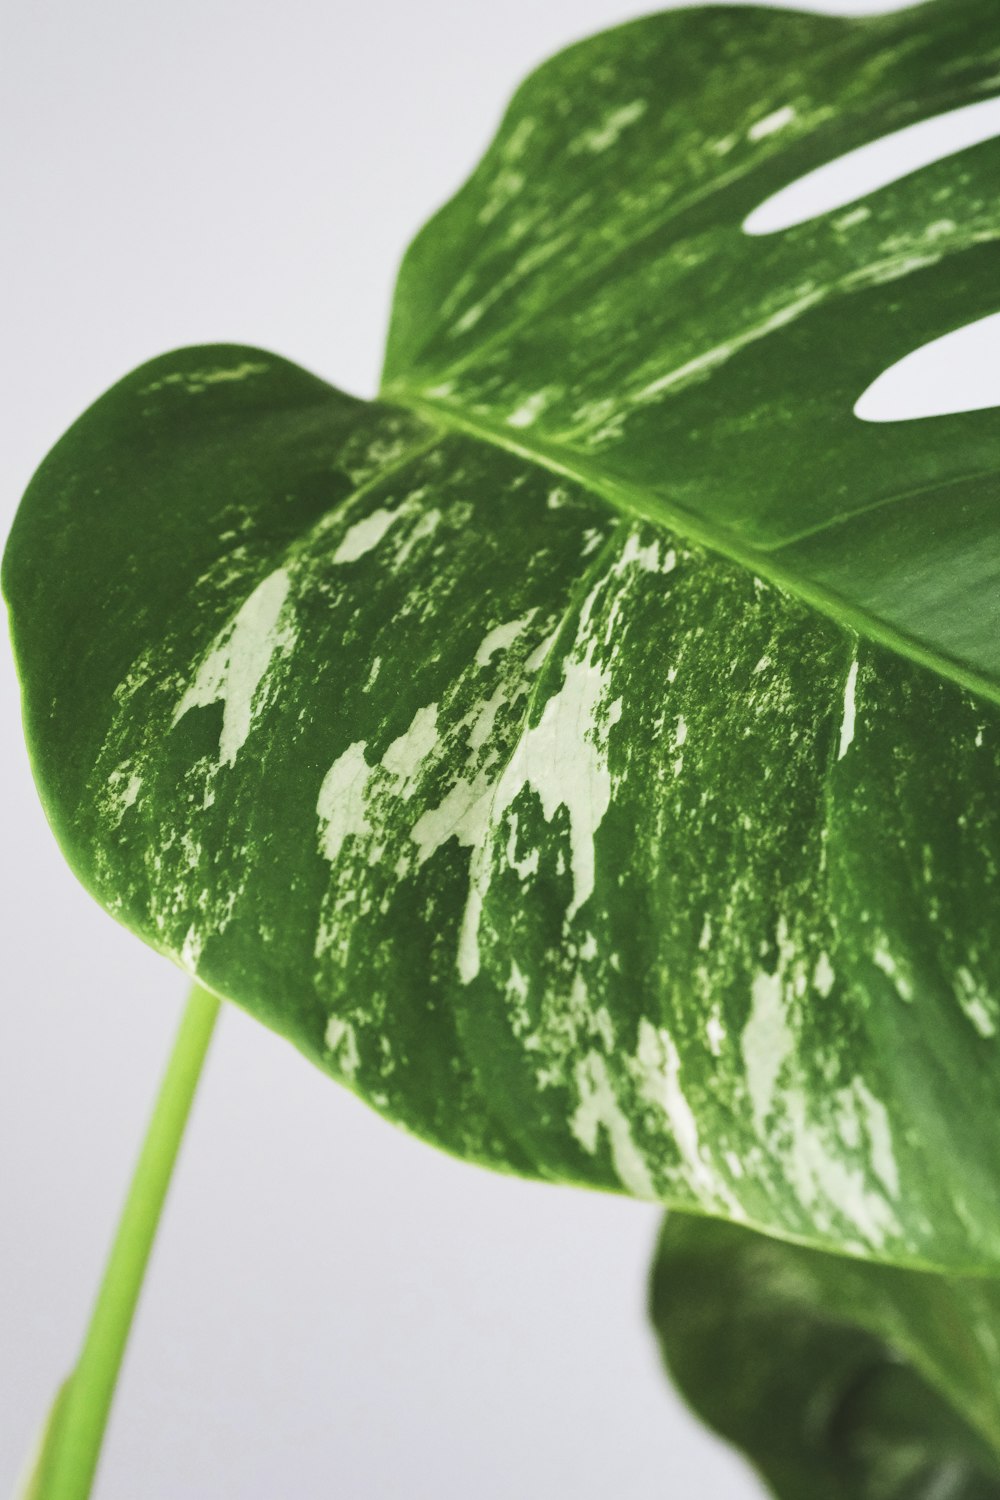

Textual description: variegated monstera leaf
[6,0,1000,1274]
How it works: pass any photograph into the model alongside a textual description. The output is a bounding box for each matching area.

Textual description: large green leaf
[650,1214,1000,1500]
[385,0,1000,702]
[5,0,1000,1269]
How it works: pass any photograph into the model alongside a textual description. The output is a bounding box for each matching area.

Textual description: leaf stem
[31,984,221,1500]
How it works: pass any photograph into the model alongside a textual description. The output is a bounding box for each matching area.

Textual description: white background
[0,2,937,1496]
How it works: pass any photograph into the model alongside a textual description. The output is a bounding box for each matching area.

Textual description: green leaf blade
[383,0,1000,703]
[10,341,1000,1268]
[650,1213,1000,1500]
[9,0,1000,1275]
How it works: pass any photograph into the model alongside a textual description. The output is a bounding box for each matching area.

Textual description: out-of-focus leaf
[651,1214,1000,1499]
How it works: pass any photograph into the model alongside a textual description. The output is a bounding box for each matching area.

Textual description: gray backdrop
[0,1,951,1495]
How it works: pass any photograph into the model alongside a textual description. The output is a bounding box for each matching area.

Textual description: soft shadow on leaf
[650,1214,1000,1500]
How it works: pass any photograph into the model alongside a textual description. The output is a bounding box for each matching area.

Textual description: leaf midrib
[387,385,1000,712]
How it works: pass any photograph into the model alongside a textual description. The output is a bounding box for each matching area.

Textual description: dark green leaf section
[11,346,1000,1268]
[650,1215,1000,1500]
[383,0,1000,702]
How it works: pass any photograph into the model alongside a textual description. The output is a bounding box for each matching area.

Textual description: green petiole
[18,985,221,1500]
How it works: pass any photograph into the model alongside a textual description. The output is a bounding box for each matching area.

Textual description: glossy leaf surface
[651,1214,1000,1499]
[385,0,1000,701]
[5,0,1000,1269]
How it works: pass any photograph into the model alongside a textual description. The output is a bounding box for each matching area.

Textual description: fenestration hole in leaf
[854,310,1000,422]
[743,94,1000,235]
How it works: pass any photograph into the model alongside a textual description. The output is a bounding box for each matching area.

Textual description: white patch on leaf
[782,1088,901,1250]
[955,966,999,1038]
[574,99,647,154]
[455,647,621,982]
[325,1016,360,1078]
[837,656,859,760]
[317,706,441,876]
[140,359,269,395]
[748,104,796,141]
[104,765,142,825]
[705,1008,726,1056]
[813,952,835,997]
[570,1051,655,1198]
[615,530,662,574]
[393,508,442,569]
[851,1079,899,1197]
[333,507,399,564]
[633,1021,742,1213]
[738,926,902,1248]
[173,567,294,768]
[316,742,373,864]
[382,705,439,784]
[742,968,794,1134]
[873,943,914,1002]
[507,389,559,430]
[475,613,536,666]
